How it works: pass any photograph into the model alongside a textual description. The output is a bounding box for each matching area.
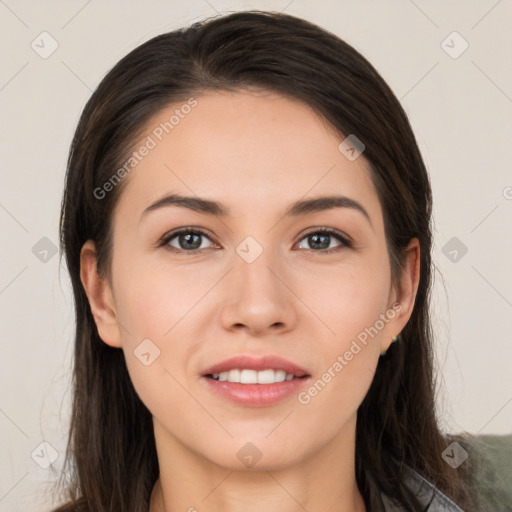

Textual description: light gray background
[1,1,511,510]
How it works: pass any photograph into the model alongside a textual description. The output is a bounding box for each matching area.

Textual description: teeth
[210,369,297,384]
[241,369,258,384]
[258,369,286,384]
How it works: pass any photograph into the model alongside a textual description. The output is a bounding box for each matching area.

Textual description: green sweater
[377,433,512,511]
[464,433,512,511]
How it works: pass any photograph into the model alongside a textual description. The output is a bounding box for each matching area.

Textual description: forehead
[113,90,381,224]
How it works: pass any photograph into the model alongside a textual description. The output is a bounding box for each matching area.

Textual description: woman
[54,10,503,512]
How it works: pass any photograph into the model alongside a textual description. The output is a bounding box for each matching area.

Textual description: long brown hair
[55,10,478,511]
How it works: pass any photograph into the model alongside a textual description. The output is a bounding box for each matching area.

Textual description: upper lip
[202,355,309,377]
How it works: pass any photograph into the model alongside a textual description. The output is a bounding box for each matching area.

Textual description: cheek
[113,262,213,413]
[295,255,390,408]
[113,257,213,341]
[295,277,387,431]
[307,257,391,349]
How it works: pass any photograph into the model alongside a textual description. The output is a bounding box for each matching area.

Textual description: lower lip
[201,376,310,407]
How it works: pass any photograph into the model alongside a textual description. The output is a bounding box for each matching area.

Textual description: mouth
[200,354,311,407]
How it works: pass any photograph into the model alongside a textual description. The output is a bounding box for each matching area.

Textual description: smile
[207,369,303,384]
[201,354,311,406]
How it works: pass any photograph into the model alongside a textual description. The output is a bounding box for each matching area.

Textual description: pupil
[180,233,201,250]
[309,233,329,250]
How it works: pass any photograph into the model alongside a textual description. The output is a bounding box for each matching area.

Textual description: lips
[201,355,311,407]
[201,354,311,407]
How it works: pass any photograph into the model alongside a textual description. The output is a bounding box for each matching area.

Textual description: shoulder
[458,432,512,511]
[385,463,467,511]
[381,434,512,511]
[378,458,467,511]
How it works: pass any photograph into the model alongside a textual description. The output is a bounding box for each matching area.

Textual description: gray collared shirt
[378,463,466,511]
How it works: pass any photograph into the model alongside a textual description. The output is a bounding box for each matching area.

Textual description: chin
[197,437,311,473]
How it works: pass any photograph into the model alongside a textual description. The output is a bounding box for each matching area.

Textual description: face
[81,89,418,471]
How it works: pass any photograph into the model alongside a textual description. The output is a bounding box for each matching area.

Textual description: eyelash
[158,226,353,255]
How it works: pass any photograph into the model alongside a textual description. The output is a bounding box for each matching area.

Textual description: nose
[220,247,299,337]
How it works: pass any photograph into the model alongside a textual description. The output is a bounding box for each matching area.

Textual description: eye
[158,226,352,255]
[296,228,352,253]
[159,227,216,254]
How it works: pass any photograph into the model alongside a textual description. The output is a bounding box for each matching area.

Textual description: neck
[149,416,366,512]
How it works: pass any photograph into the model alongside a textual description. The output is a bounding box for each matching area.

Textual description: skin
[80,89,420,512]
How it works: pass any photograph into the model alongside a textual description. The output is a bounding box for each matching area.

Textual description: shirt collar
[378,463,466,511]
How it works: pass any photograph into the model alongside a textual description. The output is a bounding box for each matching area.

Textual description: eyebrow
[140,193,373,229]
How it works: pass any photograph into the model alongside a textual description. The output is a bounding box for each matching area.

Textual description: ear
[80,239,122,348]
[380,237,421,353]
